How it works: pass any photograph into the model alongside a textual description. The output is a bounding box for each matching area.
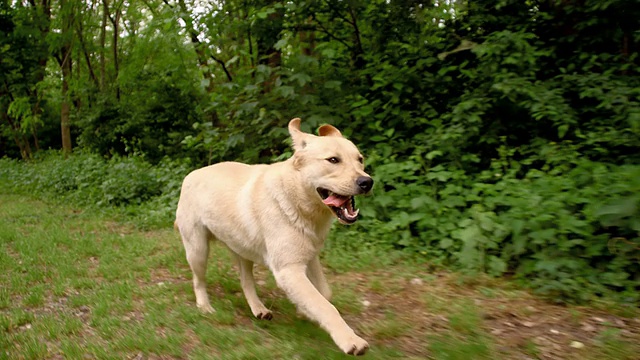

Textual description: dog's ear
[288,118,308,151]
[318,124,342,137]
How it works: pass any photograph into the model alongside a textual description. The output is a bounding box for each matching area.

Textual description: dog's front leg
[306,256,332,301]
[274,265,368,355]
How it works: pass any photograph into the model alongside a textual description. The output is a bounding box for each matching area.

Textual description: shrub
[0,151,191,227]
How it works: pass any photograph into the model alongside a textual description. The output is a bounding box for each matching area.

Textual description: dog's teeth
[353,208,359,217]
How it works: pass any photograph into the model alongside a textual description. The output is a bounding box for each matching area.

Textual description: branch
[75,22,100,88]
[2,80,15,102]
[54,53,63,67]
[311,13,353,50]
[210,54,233,82]
[322,0,354,26]
[176,0,233,83]
[348,6,364,56]
[140,0,159,15]
[161,0,173,9]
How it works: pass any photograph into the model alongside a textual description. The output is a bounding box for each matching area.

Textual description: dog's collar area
[317,188,360,224]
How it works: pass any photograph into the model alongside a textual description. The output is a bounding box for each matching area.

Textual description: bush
[1,148,638,304]
[0,151,191,227]
[350,147,640,304]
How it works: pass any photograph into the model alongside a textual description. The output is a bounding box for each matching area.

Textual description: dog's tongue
[322,194,349,207]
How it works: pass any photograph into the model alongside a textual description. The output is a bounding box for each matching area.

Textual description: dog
[174,118,373,355]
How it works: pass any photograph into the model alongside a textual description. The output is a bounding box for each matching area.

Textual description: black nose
[356,176,374,192]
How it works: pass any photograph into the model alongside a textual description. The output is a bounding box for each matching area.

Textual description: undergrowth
[0,151,638,305]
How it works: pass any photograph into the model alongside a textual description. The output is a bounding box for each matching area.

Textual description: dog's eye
[358,156,364,164]
[326,157,340,164]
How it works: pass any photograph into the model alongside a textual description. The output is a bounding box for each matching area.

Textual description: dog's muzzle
[356,176,374,193]
[317,177,373,225]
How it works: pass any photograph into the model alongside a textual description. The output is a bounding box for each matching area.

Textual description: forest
[1,0,639,304]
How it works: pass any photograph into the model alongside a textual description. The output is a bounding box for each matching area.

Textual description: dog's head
[288,118,373,225]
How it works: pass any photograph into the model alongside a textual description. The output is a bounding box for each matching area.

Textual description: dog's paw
[337,334,369,356]
[250,303,273,320]
[255,310,273,320]
[197,303,216,314]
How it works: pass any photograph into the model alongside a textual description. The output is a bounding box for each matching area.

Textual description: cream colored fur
[175,118,373,355]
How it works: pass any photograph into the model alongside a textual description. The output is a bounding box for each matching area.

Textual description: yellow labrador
[175,118,373,355]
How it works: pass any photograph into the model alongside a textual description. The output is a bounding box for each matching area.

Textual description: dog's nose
[356,176,374,192]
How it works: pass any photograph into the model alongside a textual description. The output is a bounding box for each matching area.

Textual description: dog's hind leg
[180,224,215,313]
[307,256,332,301]
[236,255,272,320]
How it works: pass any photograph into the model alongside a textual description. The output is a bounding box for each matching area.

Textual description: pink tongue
[322,194,349,207]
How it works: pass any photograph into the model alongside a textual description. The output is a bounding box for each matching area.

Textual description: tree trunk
[300,16,316,56]
[100,0,107,90]
[28,0,51,155]
[254,1,283,92]
[103,0,121,101]
[77,16,99,89]
[60,0,73,155]
[2,112,32,160]
[61,55,72,155]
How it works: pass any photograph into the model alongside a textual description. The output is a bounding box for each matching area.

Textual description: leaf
[274,39,288,50]
[351,99,369,108]
[425,150,442,160]
[324,81,342,89]
[225,55,239,66]
[558,124,569,138]
[290,73,312,87]
[488,256,507,276]
[276,86,295,98]
[511,220,527,255]
[321,48,336,58]
[438,39,479,60]
[226,133,245,148]
[440,238,454,249]
[410,195,433,209]
[595,198,638,227]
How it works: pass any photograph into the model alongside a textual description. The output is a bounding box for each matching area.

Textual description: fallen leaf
[570,341,585,349]
[581,323,596,332]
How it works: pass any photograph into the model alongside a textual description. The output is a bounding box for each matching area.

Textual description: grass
[1,193,639,359]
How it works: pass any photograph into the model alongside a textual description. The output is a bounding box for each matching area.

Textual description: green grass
[0,194,404,359]
[428,301,494,360]
[1,193,639,359]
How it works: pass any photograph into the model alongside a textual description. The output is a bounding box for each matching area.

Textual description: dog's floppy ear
[318,124,342,137]
[289,118,309,152]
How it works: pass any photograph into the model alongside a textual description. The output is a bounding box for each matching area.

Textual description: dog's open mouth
[317,188,359,224]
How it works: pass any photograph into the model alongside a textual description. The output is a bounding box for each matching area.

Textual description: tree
[0,0,51,159]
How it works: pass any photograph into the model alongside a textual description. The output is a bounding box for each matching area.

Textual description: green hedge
[1,151,638,304]
[0,152,191,228]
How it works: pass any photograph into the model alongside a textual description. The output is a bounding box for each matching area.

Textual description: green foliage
[0,151,191,227]
[358,146,640,303]
[1,0,639,304]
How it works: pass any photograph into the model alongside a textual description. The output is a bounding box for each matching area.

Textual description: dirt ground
[334,269,640,359]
